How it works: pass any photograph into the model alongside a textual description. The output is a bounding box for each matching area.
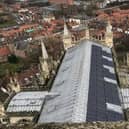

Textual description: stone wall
[9,116,33,124]
[1,122,129,129]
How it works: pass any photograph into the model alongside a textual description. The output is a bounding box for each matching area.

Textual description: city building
[0,46,11,63]
[38,40,124,123]
[49,0,74,5]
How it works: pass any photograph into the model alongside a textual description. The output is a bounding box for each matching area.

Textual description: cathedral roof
[38,40,124,123]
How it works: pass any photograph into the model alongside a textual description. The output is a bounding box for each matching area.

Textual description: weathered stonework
[2,122,129,129]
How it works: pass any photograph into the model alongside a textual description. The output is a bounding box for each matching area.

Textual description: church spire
[63,19,72,50]
[39,40,50,79]
[41,39,48,60]
[105,19,113,48]
[85,23,90,40]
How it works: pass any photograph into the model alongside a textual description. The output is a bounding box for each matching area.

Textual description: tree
[85,3,98,16]
[8,54,19,64]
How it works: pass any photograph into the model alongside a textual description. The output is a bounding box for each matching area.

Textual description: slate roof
[86,44,123,121]
[38,40,124,123]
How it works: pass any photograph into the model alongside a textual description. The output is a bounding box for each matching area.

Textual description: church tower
[39,40,50,79]
[85,24,90,40]
[63,21,72,50]
[105,20,113,48]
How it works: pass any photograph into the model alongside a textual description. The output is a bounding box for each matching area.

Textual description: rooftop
[38,40,124,123]
[0,46,11,57]
[6,91,51,113]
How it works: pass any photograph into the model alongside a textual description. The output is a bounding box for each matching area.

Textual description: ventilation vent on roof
[55,80,65,87]
[67,46,77,53]
[106,103,123,114]
[62,66,70,72]
[102,47,111,54]
[46,94,60,100]
[102,55,113,62]
[104,77,117,85]
[64,55,74,62]
[103,65,115,74]
[30,101,36,105]
[47,105,56,113]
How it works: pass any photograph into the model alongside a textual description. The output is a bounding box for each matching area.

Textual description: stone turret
[9,76,20,93]
[63,21,72,50]
[85,24,90,40]
[0,102,5,117]
[39,40,50,79]
[105,20,113,48]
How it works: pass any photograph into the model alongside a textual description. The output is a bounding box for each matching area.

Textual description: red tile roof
[17,66,39,86]
[0,46,11,57]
